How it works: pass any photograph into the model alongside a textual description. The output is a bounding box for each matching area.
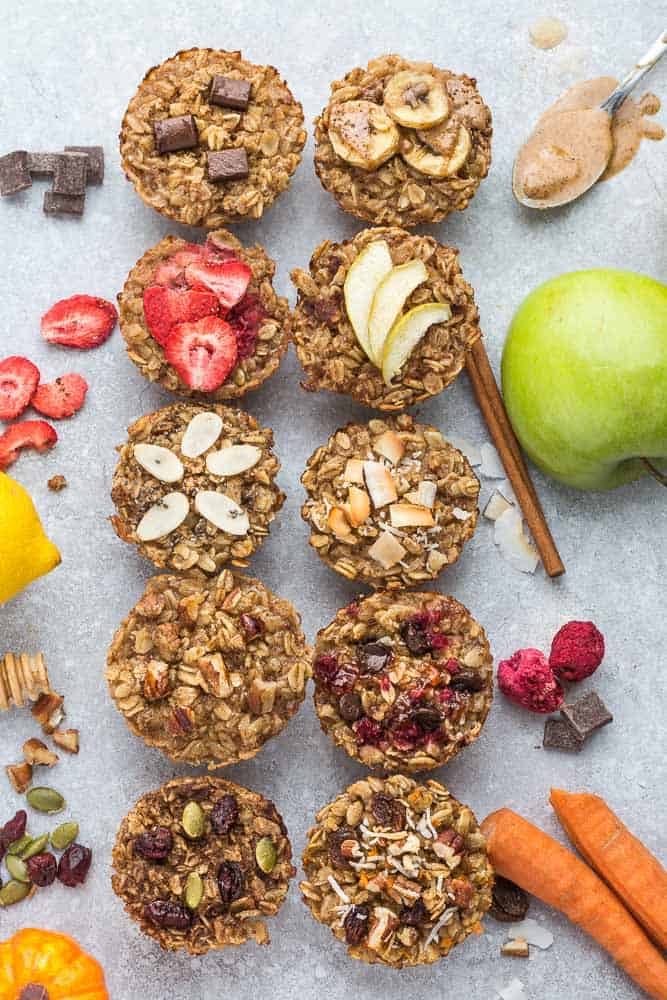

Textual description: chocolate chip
[400,620,431,656]
[560,691,613,740]
[209,75,251,110]
[490,876,530,922]
[0,151,31,196]
[339,691,363,722]
[53,153,88,196]
[357,641,392,674]
[65,145,104,184]
[153,115,199,155]
[543,718,584,752]
[413,706,442,732]
[207,148,249,182]
[27,152,58,176]
[450,670,487,692]
[43,191,85,215]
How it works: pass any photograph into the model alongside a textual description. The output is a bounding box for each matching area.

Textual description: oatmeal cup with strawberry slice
[118,229,290,400]
[312,590,493,773]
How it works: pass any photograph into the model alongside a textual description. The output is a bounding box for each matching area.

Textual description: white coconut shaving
[423,906,457,949]
[507,919,554,949]
[327,875,350,904]
[484,491,514,522]
[445,433,482,466]
[494,507,540,573]
[496,978,528,1000]
[498,478,518,505]
[479,442,506,478]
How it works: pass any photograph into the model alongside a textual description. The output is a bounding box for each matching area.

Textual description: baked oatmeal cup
[106,570,310,769]
[291,227,481,410]
[301,415,479,589]
[314,54,492,227]
[312,590,493,773]
[120,48,306,227]
[119,229,290,400]
[110,402,284,574]
[112,775,295,954]
[300,774,493,967]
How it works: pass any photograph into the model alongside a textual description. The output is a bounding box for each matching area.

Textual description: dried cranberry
[228,293,266,359]
[354,717,383,745]
[345,600,360,618]
[343,903,370,944]
[327,827,357,869]
[413,706,442,732]
[211,794,239,835]
[218,860,245,908]
[357,641,392,674]
[429,632,450,651]
[313,653,359,695]
[57,843,92,887]
[134,826,173,861]
[450,670,486,692]
[0,810,27,857]
[400,620,431,656]
[26,851,57,887]
[239,613,262,638]
[145,899,192,929]
[390,720,423,749]
[400,898,427,927]
[445,658,459,675]
[339,691,363,722]
[371,793,405,831]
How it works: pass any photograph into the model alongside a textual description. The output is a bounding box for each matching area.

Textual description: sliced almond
[363,461,398,508]
[328,507,352,538]
[343,458,365,484]
[180,411,223,458]
[343,487,371,527]
[137,492,189,541]
[373,429,405,465]
[194,491,249,536]
[368,530,407,568]
[206,445,262,477]
[389,503,435,528]
[134,444,184,483]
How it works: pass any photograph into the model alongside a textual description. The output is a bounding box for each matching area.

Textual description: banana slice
[383,71,449,129]
[328,100,400,170]
[381,302,452,385]
[401,126,471,178]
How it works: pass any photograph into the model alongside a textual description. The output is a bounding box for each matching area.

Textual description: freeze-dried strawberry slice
[143,285,220,347]
[227,293,266,359]
[32,373,89,419]
[185,259,251,310]
[41,295,118,349]
[153,244,204,287]
[165,316,238,392]
[204,236,239,262]
[0,356,40,421]
[0,420,58,469]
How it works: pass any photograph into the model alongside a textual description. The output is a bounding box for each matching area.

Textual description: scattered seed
[0,879,31,906]
[22,833,49,859]
[255,836,277,873]
[182,801,205,839]
[6,835,32,856]
[184,871,204,911]
[50,821,79,850]
[5,855,29,883]
[26,786,65,814]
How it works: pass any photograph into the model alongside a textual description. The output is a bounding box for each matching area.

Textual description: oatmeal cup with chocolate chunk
[112,776,295,954]
[312,591,493,773]
[291,228,481,410]
[301,415,479,588]
[314,54,492,227]
[106,570,310,768]
[120,48,306,227]
[300,774,493,967]
[111,403,284,574]
[119,230,290,400]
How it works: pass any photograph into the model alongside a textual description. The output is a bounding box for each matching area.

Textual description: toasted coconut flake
[508,918,553,949]
[501,937,530,958]
[389,503,435,528]
[344,486,371,527]
[364,461,398,508]
[479,442,506,479]
[452,506,472,521]
[416,480,437,507]
[374,429,405,465]
[368,530,407,568]
[498,478,518,505]
[343,458,365,484]
[494,507,539,573]
[445,433,482,466]
[484,491,513,522]
[328,506,352,538]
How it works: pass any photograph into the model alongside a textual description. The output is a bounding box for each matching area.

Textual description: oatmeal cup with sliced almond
[291,227,481,410]
[314,54,492,228]
[312,590,493,773]
[119,229,290,400]
[300,774,493,967]
[301,415,479,589]
[111,402,284,574]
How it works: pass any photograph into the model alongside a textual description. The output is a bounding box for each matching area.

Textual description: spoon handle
[600,30,667,114]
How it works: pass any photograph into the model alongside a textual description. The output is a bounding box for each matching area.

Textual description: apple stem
[641,458,667,488]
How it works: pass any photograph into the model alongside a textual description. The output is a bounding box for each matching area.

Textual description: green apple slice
[381,302,452,384]
[343,241,393,360]
[368,259,428,364]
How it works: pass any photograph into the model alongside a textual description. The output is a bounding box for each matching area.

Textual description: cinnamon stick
[467,339,565,578]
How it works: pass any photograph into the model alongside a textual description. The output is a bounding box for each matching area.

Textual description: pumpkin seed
[51,821,79,850]
[182,801,205,839]
[22,833,49,859]
[184,871,204,910]
[255,836,277,873]
[26,786,65,814]
[0,879,31,906]
[5,855,29,883]
[6,835,31,855]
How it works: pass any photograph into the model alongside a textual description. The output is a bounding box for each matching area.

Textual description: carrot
[550,788,667,952]
[481,808,667,1000]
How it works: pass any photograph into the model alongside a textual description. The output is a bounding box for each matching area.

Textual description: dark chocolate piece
[560,691,613,740]
[153,115,198,155]
[209,75,251,110]
[489,875,530,922]
[43,190,85,216]
[543,718,584,752]
[53,153,88,196]
[27,152,58,176]
[0,151,32,196]
[65,145,104,184]
[207,148,249,182]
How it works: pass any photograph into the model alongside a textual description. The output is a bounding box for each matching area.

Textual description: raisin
[144,899,192,929]
[239,613,262,638]
[400,898,427,927]
[450,670,486,692]
[26,851,57,887]
[313,653,359,695]
[211,794,239,835]
[327,827,357,869]
[354,717,383,745]
[390,720,423,749]
[357,641,392,674]
[134,826,173,861]
[339,691,363,722]
[57,843,92,887]
[490,876,530,922]
[413,706,442,732]
[217,861,245,908]
[371,793,406,831]
[400,620,431,656]
[0,810,27,858]
[343,903,370,945]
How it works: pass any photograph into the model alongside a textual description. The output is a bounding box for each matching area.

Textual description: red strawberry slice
[204,236,239,263]
[143,285,220,347]
[165,316,238,391]
[185,259,251,310]
[0,420,58,469]
[0,357,41,421]
[32,373,89,419]
[228,293,266,359]
[153,244,204,287]
[41,295,118,349]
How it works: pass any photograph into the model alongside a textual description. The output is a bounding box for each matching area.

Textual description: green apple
[501,269,667,490]
[382,302,451,384]
[343,241,393,360]
[368,259,427,363]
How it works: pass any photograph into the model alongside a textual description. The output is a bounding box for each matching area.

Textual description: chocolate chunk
[0,151,31,196]
[153,115,199,155]
[207,148,249,182]
[53,153,88,196]
[543,718,584,752]
[489,875,530,922]
[209,75,251,110]
[27,152,58,176]
[43,191,85,216]
[65,145,104,184]
[560,691,613,740]
[357,641,392,674]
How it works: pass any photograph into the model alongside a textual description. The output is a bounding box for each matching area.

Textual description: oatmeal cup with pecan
[314,54,492,227]
[106,570,311,769]
[112,776,295,954]
[300,774,493,967]
[119,230,290,400]
[301,415,479,588]
[120,48,306,227]
[291,228,482,410]
[312,591,493,773]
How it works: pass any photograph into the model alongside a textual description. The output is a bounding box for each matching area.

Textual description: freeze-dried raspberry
[549,621,605,682]
[497,648,564,713]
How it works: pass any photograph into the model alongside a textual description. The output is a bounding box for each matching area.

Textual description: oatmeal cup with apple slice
[291,227,481,410]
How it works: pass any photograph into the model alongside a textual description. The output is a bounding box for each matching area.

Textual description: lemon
[0,472,61,604]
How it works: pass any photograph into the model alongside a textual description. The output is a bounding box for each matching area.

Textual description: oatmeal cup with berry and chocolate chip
[110,402,284,574]
[112,775,295,954]
[312,591,493,773]
[120,48,306,227]
[119,230,290,400]
[301,415,479,589]
[106,570,310,769]
[300,774,493,967]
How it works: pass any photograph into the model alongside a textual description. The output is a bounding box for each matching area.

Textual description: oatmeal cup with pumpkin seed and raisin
[300,774,493,967]
[291,227,482,411]
[312,590,493,773]
[120,48,306,227]
[119,229,290,400]
[106,570,310,769]
[112,775,295,954]
[314,54,492,228]
[301,415,479,589]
